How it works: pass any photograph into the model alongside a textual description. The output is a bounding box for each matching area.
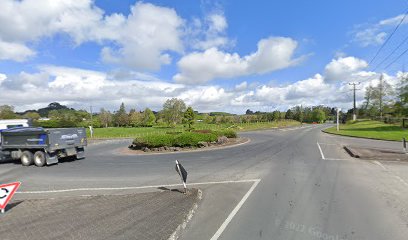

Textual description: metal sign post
[175,160,188,194]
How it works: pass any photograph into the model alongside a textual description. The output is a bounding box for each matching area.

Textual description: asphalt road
[1,124,408,240]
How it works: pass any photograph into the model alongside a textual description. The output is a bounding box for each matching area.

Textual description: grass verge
[323,120,408,141]
[87,120,300,138]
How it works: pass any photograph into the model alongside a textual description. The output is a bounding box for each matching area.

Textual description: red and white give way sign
[0,182,21,211]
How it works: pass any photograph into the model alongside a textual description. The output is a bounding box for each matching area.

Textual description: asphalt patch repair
[0,188,200,240]
[344,145,408,161]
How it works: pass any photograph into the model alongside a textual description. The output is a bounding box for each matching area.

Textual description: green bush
[174,132,218,147]
[213,129,237,138]
[132,132,218,148]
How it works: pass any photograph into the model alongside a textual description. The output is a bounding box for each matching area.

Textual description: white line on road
[395,176,408,187]
[372,161,408,188]
[373,160,387,170]
[16,179,261,194]
[210,179,261,240]
[317,142,325,160]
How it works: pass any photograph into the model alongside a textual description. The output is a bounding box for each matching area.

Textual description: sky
[0,0,408,113]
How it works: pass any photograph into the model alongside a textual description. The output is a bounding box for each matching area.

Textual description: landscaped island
[129,129,238,152]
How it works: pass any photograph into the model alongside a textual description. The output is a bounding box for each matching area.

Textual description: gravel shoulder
[0,189,200,240]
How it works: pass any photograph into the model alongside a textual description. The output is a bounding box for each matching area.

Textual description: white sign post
[337,108,341,132]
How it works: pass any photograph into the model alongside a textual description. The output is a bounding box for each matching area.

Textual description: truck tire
[34,151,46,167]
[21,151,33,166]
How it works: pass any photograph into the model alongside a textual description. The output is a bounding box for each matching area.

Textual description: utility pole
[379,74,384,119]
[348,82,360,121]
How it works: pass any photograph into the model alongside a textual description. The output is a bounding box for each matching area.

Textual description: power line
[373,34,408,71]
[369,8,408,65]
[383,46,408,69]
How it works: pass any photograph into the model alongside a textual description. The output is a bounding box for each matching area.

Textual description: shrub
[132,131,218,148]
[174,132,217,147]
[213,129,237,138]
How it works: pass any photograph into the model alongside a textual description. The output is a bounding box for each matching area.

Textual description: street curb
[343,146,360,158]
[168,189,203,240]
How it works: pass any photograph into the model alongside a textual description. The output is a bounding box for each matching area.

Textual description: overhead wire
[368,8,408,66]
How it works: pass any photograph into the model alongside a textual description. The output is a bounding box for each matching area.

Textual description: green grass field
[324,120,408,141]
[87,120,300,138]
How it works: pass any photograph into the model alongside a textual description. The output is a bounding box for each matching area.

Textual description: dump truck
[0,127,87,167]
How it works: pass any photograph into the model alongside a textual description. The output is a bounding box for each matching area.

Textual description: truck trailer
[0,127,87,167]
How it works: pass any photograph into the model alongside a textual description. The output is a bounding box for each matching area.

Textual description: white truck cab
[0,119,30,131]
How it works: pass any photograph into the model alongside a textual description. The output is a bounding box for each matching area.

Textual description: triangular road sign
[0,182,21,210]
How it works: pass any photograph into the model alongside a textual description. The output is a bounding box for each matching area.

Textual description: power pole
[348,82,361,121]
[379,74,384,119]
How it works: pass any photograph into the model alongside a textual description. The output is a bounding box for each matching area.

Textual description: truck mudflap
[46,152,58,165]
[76,148,85,159]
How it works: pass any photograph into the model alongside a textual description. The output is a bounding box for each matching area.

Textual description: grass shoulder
[323,120,408,141]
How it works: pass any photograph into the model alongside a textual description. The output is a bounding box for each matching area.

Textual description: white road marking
[395,176,408,187]
[317,142,325,160]
[17,179,261,194]
[210,179,261,240]
[324,158,352,161]
[372,161,408,188]
[373,160,387,170]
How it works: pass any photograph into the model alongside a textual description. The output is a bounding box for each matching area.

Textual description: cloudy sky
[0,0,407,113]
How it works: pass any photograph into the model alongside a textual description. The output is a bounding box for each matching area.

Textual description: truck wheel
[34,151,46,167]
[21,151,34,166]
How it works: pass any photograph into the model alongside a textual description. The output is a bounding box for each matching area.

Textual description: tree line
[0,99,334,128]
[357,73,408,122]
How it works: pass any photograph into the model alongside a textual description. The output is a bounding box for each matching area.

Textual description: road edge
[168,189,203,240]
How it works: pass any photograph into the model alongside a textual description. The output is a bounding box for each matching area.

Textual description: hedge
[133,132,219,148]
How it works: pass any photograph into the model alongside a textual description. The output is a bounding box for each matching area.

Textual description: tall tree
[143,108,156,126]
[285,109,294,119]
[0,105,16,119]
[99,108,113,128]
[162,98,186,126]
[183,106,195,131]
[114,103,129,127]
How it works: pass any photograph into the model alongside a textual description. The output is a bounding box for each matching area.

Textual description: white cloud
[99,2,184,70]
[0,1,183,69]
[235,81,247,91]
[324,56,368,82]
[174,37,303,84]
[0,40,35,62]
[353,13,408,47]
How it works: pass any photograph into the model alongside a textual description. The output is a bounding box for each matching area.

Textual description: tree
[285,109,294,119]
[23,111,41,120]
[162,98,186,126]
[143,108,156,126]
[114,102,129,127]
[129,110,143,127]
[272,111,281,121]
[99,108,113,128]
[0,105,16,119]
[312,109,326,123]
[245,109,254,115]
[183,106,195,131]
